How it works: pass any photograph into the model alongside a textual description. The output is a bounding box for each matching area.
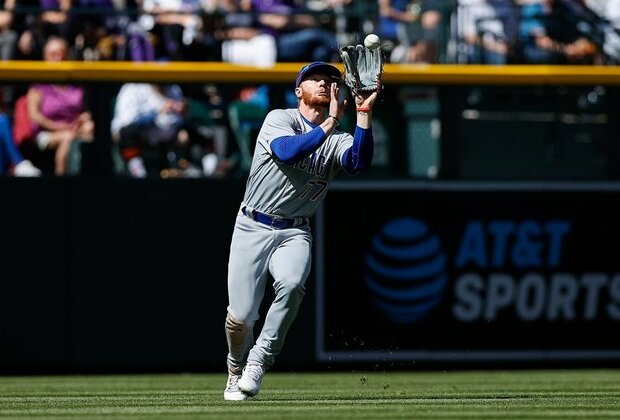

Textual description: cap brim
[297,63,342,86]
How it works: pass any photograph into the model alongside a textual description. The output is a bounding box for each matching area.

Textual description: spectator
[377,0,416,59]
[250,0,339,62]
[305,0,354,46]
[518,0,598,64]
[183,83,231,177]
[111,83,190,178]
[126,13,157,61]
[72,0,126,60]
[0,0,18,103]
[137,0,203,60]
[378,0,445,63]
[0,112,41,176]
[216,0,276,67]
[0,0,17,60]
[456,0,516,64]
[90,1,134,61]
[26,36,94,175]
[17,0,73,60]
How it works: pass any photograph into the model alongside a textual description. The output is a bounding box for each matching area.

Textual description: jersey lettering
[293,152,330,177]
[297,158,308,171]
[308,154,317,174]
[316,155,327,177]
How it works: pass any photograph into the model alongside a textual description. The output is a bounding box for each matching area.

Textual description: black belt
[242,206,307,229]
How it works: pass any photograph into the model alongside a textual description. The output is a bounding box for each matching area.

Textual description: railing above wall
[2,61,620,85]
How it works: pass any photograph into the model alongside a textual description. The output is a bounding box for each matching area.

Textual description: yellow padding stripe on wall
[1,61,619,85]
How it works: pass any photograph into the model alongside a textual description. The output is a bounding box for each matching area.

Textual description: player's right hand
[329,82,347,120]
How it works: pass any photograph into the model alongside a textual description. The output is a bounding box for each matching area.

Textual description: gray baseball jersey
[243,108,353,219]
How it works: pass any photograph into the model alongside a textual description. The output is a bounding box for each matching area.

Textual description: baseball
[364,34,381,50]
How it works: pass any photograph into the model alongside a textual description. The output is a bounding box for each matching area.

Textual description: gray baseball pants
[226,213,312,373]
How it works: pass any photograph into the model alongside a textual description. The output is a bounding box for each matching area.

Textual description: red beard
[301,89,330,108]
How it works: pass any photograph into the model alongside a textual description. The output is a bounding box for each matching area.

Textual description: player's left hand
[354,84,380,111]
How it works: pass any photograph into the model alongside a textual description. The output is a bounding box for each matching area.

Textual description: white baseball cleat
[238,362,265,397]
[223,373,249,401]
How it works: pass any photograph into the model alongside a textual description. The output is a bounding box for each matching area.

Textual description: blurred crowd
[0,0,619,178]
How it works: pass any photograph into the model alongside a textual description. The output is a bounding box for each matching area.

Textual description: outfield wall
[3,178,620,373]
[3,64,620,373]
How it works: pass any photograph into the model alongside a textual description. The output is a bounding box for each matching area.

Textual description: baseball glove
[339,44,383,95]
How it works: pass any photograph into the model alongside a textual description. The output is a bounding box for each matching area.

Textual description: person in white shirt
[111,83,188,177]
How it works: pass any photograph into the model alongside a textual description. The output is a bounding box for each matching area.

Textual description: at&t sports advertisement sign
[315,182,620,362]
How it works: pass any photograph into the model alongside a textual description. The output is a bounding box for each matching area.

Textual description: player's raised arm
[340,34,384,129]
[342,41,382,173]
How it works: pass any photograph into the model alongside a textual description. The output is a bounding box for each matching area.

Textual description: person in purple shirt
[26,37,94,175]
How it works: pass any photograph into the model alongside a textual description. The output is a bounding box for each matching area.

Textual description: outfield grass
[1,370,619,419]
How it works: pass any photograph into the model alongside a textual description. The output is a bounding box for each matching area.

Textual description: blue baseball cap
[295,62,341,88]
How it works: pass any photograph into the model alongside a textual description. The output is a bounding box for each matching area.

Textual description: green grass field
[1,370,619,419]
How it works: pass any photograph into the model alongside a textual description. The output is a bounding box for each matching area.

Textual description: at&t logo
[365,218,447,324]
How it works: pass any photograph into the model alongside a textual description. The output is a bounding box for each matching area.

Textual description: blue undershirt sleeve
[270,126,327,164]
[342,126,373,173]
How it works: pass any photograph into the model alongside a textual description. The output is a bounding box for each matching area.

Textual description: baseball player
[224,61,380,400]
